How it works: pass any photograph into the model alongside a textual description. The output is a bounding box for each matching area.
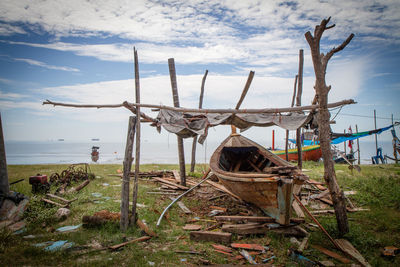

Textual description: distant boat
[91,138,100,141]
[58,139,65,141]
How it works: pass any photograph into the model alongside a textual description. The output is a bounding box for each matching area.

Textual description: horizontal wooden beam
[43,99,355,115]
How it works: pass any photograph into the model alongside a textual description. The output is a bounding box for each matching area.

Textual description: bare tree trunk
[305,17,354,235]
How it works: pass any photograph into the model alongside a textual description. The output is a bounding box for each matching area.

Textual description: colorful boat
[272,144,322,162]
[210,133,307,225]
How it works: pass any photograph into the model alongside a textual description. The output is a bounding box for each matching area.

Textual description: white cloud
[0,90,26,99]
[14,57,79,72]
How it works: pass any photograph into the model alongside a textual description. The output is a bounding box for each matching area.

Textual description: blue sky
[0,0,399,147]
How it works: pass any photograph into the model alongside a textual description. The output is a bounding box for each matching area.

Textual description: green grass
[1,162,399,266]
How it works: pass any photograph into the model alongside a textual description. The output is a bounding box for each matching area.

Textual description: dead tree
[305,17,354,235]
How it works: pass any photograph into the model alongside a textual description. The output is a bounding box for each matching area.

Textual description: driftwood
[305,17,353,236]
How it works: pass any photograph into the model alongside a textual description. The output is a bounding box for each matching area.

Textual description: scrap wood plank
[292,200,305,218]
[172,170,181,183]
[210,206,227,212]
[136,219,157,237]
[311,244,351,264]
[109,236,151,250]
[153,177,188,190]
[214,215,303,224]
[169,197,192,214]
[41,198,68,208]
[190,231,231,244]
[183,224,202,231]
[231,243,265,251]
[206,180,241,200]
[222,223,268,235]
[212,244,233,253]
[335,239,371,267]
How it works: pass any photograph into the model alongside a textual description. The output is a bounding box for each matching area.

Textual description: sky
[0,0,399,148]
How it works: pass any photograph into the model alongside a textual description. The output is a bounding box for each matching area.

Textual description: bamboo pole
[190,70,208,173]
[120,116,136,231]
[0,113,9,197]
[296,49,304,169]
[43,99,355,115]
[168,58,186,186]
[131,47,141,225]
[356,124,360,165]
[286,75,298,161]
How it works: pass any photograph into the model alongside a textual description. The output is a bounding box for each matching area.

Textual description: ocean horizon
[4,139,397,165]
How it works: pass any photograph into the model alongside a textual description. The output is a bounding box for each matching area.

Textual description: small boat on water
[272,145,322,162]
[210,133,308,225]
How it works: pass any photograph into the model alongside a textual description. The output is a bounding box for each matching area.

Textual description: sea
[4,139,397,165]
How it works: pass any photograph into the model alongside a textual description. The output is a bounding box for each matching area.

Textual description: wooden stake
[296,49,304,169]
[0,113,9,197]
[168,58,186,186]
[356,124,360,165]
[120,116,136,232]
[190,70,208,173]
[374,109,378,154]
[131,47,142,225]
[286,75,298,161]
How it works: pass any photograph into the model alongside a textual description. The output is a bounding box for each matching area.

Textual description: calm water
[4,139,396,165]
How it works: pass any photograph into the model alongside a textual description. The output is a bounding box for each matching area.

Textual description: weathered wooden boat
[272,144,322,162]
[210,133,307,225]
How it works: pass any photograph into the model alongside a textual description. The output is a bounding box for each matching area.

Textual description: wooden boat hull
[272,145,322,161]
[210,134,306,225]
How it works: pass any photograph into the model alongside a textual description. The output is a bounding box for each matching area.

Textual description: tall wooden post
[286,75,298,161]
[0,113,9,197]
[120,116,136,231]
[356,124,360,165]
[168,58,186,186]
[343,130,347,155]
[296,49,304,169]
[131,47,141,225]
[305,17,353,235]
[374,110,378,154]
[190,70,208,173]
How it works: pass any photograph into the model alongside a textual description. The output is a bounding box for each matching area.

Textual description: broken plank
[292,200,305,218]
[153,177,189,190]
[311,244,351,264]
[206,180,241,200]
[190,231,231,244]
[183,224,202,231]
[222,223,268,235]
[41,198,67,208]
[298,234,310,252]
[215,215,275,223]
[46,194,77,204]
[231,243,265,251]
[109,236,151,250]
[172,170,181,183]
[335,239,371,267]
[212,244,233,253]
[136,219,157,237]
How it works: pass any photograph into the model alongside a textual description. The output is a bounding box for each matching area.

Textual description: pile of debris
[0,191,29,234]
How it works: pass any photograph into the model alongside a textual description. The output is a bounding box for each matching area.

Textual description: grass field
[1,162,399,266]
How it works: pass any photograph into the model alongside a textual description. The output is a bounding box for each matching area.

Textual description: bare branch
[322,33,355,71]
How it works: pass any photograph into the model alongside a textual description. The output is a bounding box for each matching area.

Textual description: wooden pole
[356,124,360,165]
[168,58,186,186]
[374,109,378,154]
[0,113,9,197]
[305,17,353,235]
[343,129,347,155]
[131,47,141,225]
[190,70,208,173]
[43,99,355,115]
[120,116,136,231]
[286,75,298,161]
[272,130,275,150]
[296,49,304,169]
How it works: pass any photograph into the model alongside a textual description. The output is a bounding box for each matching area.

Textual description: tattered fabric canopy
[155,109,313,143]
